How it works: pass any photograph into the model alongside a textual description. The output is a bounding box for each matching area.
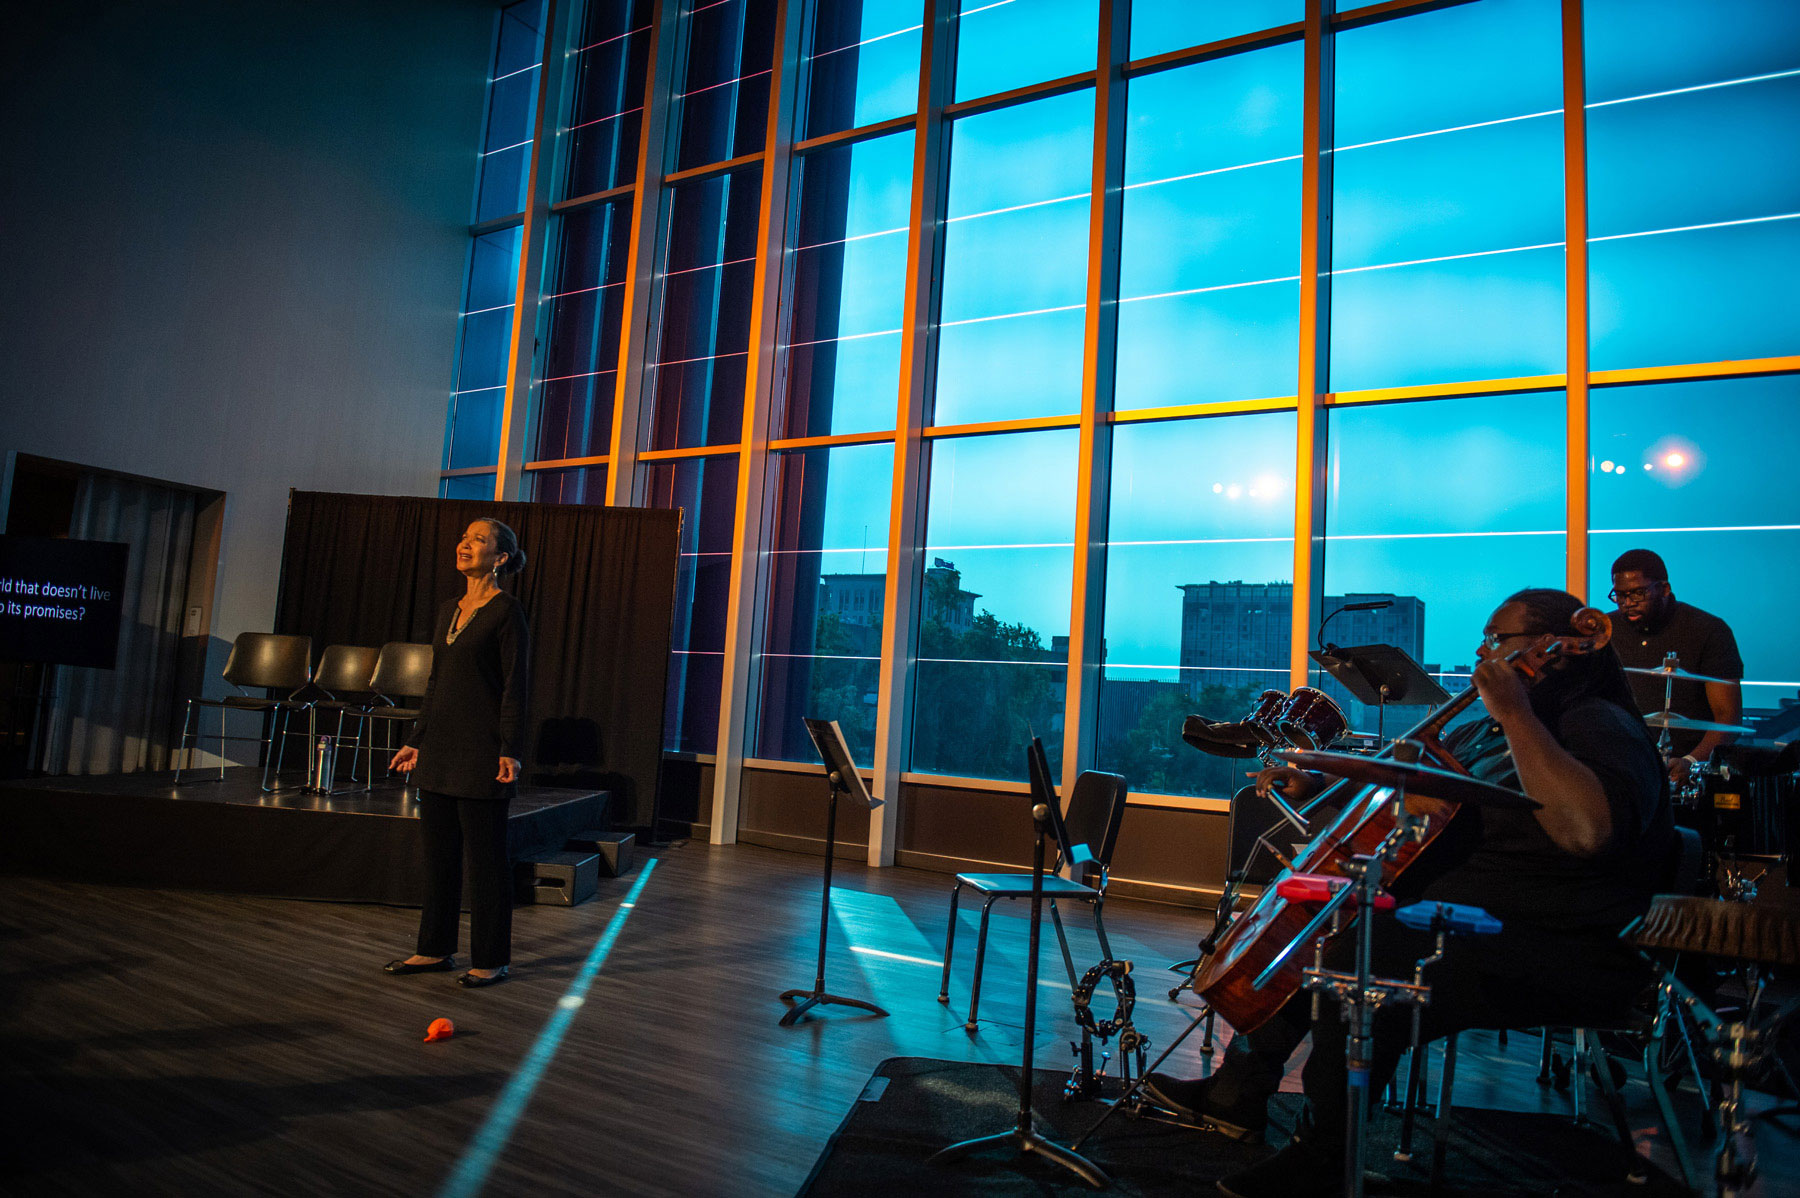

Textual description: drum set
[1626,654,1794,899]
[1182,684,1354,761]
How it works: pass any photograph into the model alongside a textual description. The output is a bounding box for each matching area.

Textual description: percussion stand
[1251,775,1431,1198]
[932,802,1109,1189]
[1637,954,1768,1197]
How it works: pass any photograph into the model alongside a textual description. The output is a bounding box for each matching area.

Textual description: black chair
[305,644,381,789]
[937,769,1129,1030]
[1394,825,1710,1186]
[352,641,434,790]
[173,633,313,792]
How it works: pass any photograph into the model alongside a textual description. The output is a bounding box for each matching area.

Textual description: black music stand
[932,739,1108,1188]
[1311,643,1449,743]
[778,718,889,1027]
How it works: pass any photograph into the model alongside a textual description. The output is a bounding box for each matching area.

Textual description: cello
[1192,607,1614,1032]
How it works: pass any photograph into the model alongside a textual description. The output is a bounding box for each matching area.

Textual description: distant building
[1177,582,1428,723]
[818,572,885,628]
[819,557,980,637]
[1178,581,1293,692]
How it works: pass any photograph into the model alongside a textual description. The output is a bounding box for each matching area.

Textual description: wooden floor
[1,842,1792,1196]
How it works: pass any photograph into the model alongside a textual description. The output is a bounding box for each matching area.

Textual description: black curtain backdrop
[275,491,680,830]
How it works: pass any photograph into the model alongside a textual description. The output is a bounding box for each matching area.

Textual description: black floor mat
[798,1057,1687,1197]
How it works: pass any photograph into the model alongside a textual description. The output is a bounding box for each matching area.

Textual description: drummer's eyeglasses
[1608,582,1665,604]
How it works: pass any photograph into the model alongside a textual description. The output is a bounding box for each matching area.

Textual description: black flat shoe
[457,967,510,988]
[384,956,456,974]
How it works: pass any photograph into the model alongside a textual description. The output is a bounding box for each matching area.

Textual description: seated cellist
[1148,588,1674,1198]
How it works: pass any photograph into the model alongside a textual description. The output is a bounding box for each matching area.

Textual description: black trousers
[1213,913,1650,1144]
[415,790,513,969]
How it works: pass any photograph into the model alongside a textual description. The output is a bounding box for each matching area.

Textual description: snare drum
[1276,686,1349,750]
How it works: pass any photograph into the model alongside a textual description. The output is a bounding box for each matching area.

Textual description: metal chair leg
[1430,1032,1460,1188]
[1049,900,1079,989]
[1091,895,1114,962]
[1582,1029,1648,1183]
[260,708,279,792]
[939,881,964,1004]
[1395,1038,1429,1161]
[1645,1019,1702,1192]
[173,700,195,783]
[967,897,998,1031]
[1573,1029,1589,1127]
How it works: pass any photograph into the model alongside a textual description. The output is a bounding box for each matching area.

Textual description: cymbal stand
[931,803,1109,1188]
[1654,651,1679,758]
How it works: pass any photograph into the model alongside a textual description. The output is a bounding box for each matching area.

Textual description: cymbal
[1278,749,1540,810]
[1626,664,1733,685]
[1642,711,1751,735]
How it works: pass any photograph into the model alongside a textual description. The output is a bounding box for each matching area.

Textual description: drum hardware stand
[1070,995,1237,1149]
[931,801,1110,1188]
[779,719,889,1027]
[1248,753,1432,1198]
[1634,952,1771,1197]
[1065,958,1148,1101]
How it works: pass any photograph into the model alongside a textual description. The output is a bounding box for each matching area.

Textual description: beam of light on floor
[827,888,940,960]
[437,860,658,1198]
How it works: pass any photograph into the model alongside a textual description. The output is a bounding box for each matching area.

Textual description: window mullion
[496,0,572,501]
[869,0,954,866]
[708,0,806,846]
[1058,0,1129,793]
[606,0,685,507]
[1291,0,1335,688]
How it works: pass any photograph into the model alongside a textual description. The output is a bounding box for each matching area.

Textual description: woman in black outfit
[384,518,530,988]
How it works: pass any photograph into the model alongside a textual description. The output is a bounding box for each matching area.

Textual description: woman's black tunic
[405,593,530,801]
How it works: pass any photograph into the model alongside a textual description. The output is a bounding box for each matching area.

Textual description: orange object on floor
[424,1017,455,1043]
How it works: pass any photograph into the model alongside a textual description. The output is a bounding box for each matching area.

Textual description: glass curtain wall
[443,0,1800,809]
[443,0,546,499]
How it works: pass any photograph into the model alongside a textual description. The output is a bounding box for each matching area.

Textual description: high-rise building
[1177,583,1428,728]
[1179,583,1424,687]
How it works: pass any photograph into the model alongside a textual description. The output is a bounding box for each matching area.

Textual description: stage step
[516,851,599,906]
[566,830,636,877]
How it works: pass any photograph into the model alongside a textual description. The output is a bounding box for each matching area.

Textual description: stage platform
[0,768,608,904]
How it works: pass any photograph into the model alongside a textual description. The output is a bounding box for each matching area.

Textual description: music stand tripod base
[929,1125,1110,1189]
[778,988,888,1027]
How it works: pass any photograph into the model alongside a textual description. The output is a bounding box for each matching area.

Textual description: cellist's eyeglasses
[1480,630,1537,652]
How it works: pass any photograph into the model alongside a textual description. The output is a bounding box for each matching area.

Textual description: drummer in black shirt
[1607,548,1744,784]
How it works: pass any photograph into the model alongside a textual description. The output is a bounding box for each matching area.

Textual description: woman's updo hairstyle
[479,518,528,577]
